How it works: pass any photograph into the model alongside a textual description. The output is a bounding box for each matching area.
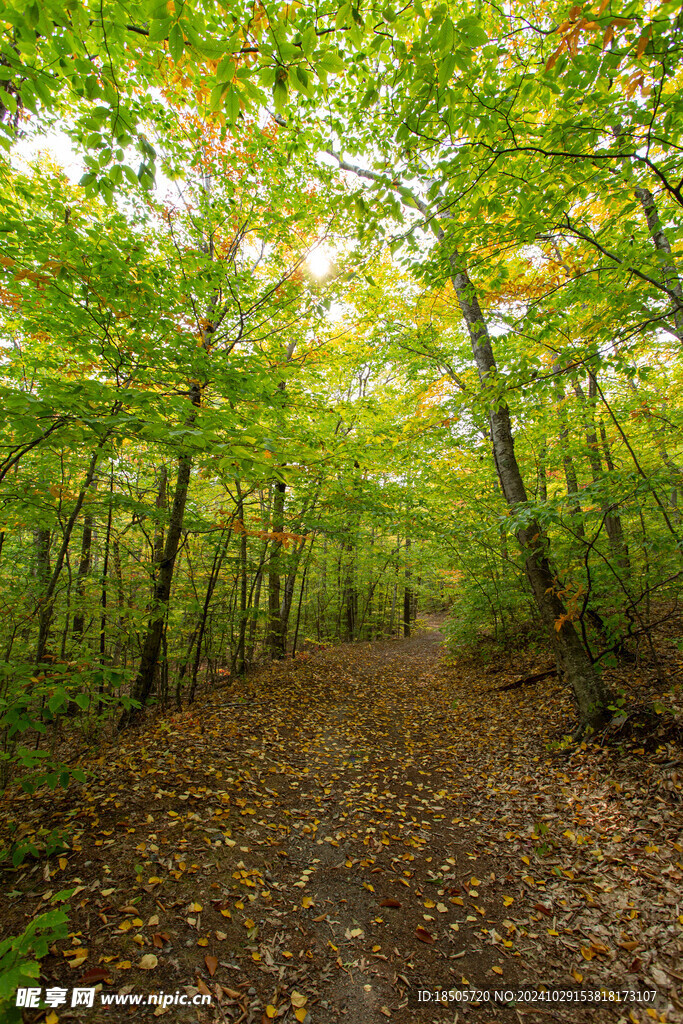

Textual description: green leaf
[168,23,184,62]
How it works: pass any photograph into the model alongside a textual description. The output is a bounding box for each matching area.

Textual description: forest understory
[2,617,682,1024]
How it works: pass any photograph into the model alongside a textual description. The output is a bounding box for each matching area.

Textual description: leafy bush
[0,909,69,1022]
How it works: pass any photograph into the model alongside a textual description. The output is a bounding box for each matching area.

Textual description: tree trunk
[35,436,109,666]
[235,484,249,676]
[553,367,586,542]
[72,494,94,645]
[403,536,412,638]
[447,256,612,730]
[635,186,683,341]
[152,466,168,585]
[575,376,630,572]
[268,480,287,659]
[121,391,199,724]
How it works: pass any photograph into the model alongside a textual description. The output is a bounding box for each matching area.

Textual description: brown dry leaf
[415,926,435,944]
[205,955,218,977]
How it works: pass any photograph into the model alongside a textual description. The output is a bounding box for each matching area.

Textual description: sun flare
[307,249,331,278]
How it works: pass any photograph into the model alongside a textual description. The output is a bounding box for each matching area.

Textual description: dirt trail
[3,618,681,1024]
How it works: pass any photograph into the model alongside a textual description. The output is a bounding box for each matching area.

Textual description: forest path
[4,620,681,1024]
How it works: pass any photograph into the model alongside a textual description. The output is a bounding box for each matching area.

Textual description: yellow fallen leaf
[581,946,594,961]
[471,877,481,886]
[59,857,68,871]
[266,1008,277,1020]
[139,954,158,970]
[571,969,583,983]
[243,918,256,929]
[252,952,261,961]
[424,899,436,908]
[492,966,503,975]
[503,896,514,907]
[291,992,307,1008]
[451,897,464,906]
[190,902,203,912]
[116,961,132,970]
[46,1013,59,1024]
[521,856,530,866]
[197,937,208,947]
[302,896,313,909]
[282,951,293,958]
[295,1010,307,1023]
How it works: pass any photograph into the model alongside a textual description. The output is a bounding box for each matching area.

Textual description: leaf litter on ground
[1,614,682,1022]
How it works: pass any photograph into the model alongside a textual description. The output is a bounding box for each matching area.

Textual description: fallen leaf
[139,954,158,970]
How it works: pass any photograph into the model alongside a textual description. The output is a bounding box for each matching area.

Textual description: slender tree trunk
[189,529,230,703]
[292,538,315,657]
[99,468,114,672]
[35,435,111,666]
[280,535,308,642]
[152,466,168,586]
[112,539,126,666]
[246,561,264,665]
[403,535,412,638]
[447,257,612,729]
[121,392,199,723]
[72,491,94,644]
[268,480,287,658]
[235,485,249,676]
[553,368,586,542]
[538,445,547,502]
[575,376,630,573]
[635,186,683,341]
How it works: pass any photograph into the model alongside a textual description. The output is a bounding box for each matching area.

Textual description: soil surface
[2,616,682,1024]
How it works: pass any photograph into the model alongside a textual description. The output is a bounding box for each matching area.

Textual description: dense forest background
[1,0,683,770]
[1,2,683,1020]
[1,0,682,798]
